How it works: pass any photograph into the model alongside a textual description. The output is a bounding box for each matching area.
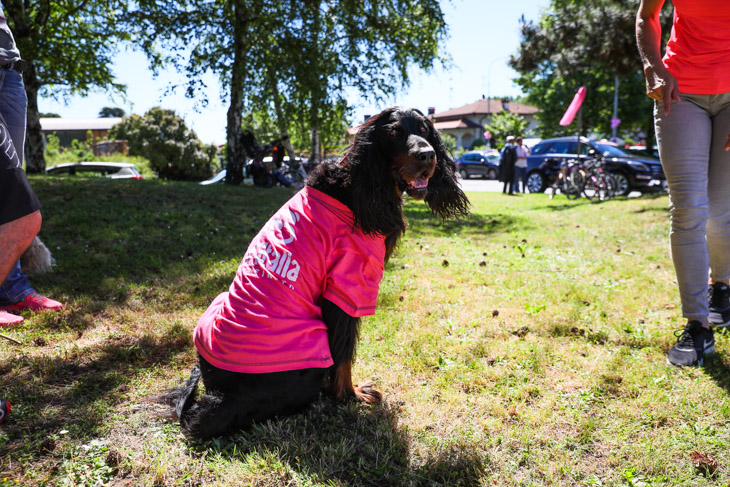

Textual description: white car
[46,162,143,180]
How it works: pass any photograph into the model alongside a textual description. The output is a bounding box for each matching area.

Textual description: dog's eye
[419,125,428,134]
[388,127,400,137]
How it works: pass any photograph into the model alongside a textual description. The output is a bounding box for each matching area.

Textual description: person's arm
[636,0,680,115]
[0,209,41,283]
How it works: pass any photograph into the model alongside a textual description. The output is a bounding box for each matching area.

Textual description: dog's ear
[344,108,406,237]
[424,119,470,220]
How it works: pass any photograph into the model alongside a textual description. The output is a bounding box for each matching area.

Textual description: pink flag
[559,86,586,126]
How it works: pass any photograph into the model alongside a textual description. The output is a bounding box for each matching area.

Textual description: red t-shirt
[194,187,386,373]
[663,0,730,94]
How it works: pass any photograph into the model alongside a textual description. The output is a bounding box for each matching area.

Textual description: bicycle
[549,158,583,200]
[580,151,615,201]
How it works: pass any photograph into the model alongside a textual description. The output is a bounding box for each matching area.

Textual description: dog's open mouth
[409,177,429,190]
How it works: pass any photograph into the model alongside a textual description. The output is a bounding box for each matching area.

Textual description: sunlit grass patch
[1,179,728,485]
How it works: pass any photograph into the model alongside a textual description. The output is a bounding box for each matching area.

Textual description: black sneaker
[667,321,715,367]
[709,282,730,327]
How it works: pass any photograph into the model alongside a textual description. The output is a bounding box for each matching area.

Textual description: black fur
[173,107,469,439]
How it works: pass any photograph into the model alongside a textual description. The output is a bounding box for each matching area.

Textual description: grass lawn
[1,177,729,486]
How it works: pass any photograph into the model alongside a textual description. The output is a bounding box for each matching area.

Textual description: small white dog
[19,237,54,276]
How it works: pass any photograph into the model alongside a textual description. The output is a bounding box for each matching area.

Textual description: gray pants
[654,92,730,322]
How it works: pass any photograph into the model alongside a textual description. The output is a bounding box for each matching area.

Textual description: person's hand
[644,64,681,116]
[725,134,730,152]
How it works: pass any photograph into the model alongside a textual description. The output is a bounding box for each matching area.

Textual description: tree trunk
[307,2,321,164]
[224,0,248,185]
[268,70,296,160]
[23,63,46,173]
[310,123,320,163]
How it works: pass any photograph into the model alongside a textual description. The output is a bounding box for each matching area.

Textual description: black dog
[173,107,469,439]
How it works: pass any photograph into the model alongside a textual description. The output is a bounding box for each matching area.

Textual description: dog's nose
[415,149,435,164]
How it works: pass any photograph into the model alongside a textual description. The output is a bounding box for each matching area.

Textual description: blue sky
[39,0,549,145]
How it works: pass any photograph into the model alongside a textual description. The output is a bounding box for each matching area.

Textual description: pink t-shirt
[194,187,386,373]
[663,1,730,94]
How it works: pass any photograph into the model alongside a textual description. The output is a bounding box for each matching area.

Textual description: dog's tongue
[411,177,429,189]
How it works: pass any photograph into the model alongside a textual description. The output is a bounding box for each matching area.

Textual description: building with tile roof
[40,117,123,148]
[432,98,539,149]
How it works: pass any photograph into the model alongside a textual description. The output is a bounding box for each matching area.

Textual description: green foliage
[5,0,132,172]
[510,0,673,141]
[470,139,486,150]
[99,107,125,118]
[129,0,448,162]
[484,111,529,147]
[108,108,217,181]
[6,0,130,99]
[43,133,62,161]
[43,134,93,163]
[441,133,458,156]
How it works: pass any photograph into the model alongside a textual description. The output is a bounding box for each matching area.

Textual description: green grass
[1,177,729,486]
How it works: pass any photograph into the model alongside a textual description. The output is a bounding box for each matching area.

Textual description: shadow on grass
[705,343,730,394]
[205,400,488,486]
[632,206,670,214]
[0,323,191,458]
[403,201,527,237]
[28,178,297,320]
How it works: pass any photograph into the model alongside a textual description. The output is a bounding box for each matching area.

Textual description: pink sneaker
[1,292,64,313]
[0,310,24,327]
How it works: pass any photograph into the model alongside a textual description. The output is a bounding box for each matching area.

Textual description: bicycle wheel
[582,174,601,201]
[565,167,584,199]
[583,173,613,201]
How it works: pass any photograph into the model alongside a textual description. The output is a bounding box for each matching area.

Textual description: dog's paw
[353,380,382,405]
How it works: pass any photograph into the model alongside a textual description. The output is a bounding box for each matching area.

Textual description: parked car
[46,162,143,180]
[455,150,500,179]
[625,145,660,159]
[525,137,665,195]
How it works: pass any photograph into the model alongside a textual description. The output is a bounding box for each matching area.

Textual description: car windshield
[594,143,631,157]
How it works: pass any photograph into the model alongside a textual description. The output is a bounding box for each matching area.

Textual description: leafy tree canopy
[5,0,131,172]
[128,0,449,165]
[99,107,126,118]
[509,0,673,142]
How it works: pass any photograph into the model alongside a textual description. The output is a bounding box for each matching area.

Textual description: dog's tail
[174,365,201,419]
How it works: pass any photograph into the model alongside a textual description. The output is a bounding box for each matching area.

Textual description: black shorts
[0,108,41,225]
[0,168,41,225]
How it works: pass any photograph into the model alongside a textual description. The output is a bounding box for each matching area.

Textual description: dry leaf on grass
[689,450,719,476]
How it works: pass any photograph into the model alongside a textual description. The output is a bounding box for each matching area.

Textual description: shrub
[108,107,217,181]
[470,139,486,150]
[484,111,529,148]
[43,133,93,163]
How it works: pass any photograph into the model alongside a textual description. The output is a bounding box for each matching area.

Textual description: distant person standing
[637,0,730,367]
[512,136,529,193]
[499,135,517,195]
[0,3,63,327]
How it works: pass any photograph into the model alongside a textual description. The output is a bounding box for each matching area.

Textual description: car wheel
[526,171,546,193]
[459,168,469,179]
[487,168,497,180]
[611,172,630,196]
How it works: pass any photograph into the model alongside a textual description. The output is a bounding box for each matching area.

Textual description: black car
[455,150,500,179]
[525,137,665,195]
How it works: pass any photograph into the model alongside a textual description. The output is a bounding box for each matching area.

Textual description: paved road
[457,177,647,198]
[458,177,522,193]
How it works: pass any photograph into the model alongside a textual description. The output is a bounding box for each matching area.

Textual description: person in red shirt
[637,0,730,366]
